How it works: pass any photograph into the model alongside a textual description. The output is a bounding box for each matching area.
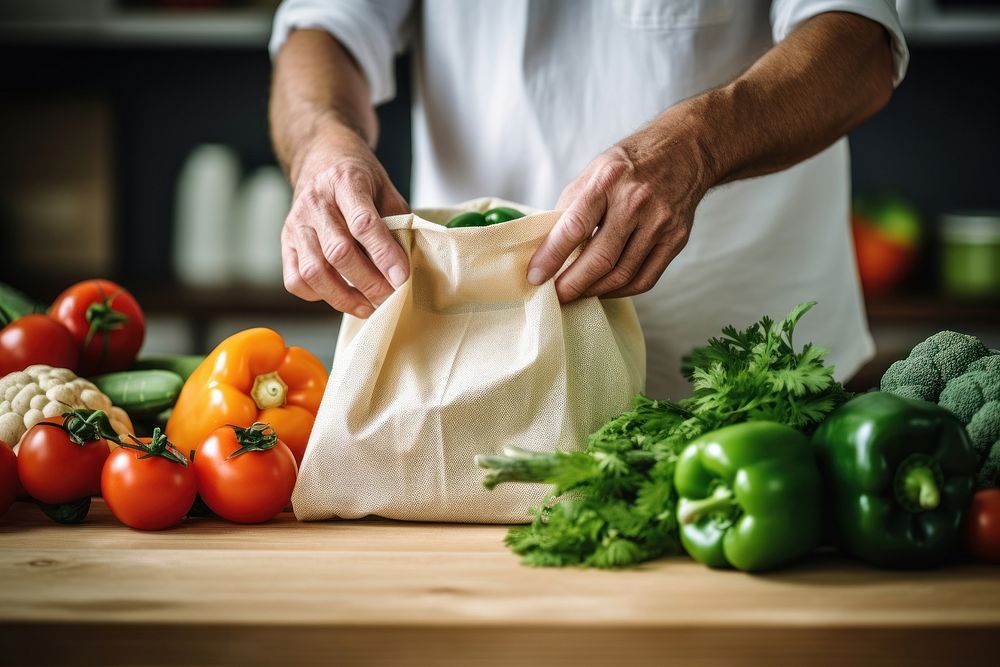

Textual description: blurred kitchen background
[0,0,998,389]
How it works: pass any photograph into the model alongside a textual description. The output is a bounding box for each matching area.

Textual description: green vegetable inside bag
[446,207,524,229]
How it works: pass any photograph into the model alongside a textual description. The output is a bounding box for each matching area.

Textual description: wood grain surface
[1,500,998,666]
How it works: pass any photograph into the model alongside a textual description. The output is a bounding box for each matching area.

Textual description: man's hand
[271,29,410,318]
[527,111,711,303]
[282,125,409,318]
[528,11,895,303]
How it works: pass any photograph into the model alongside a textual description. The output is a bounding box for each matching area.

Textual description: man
[269,0,908,399]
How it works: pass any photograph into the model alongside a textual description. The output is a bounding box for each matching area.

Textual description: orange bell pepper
[166,328,327,465]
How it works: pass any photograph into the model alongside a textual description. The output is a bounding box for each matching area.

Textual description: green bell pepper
[446,208,524,229]
[812,391,978,569]
[675,421,822,572]
[483,207,524,225]
[445,212,489,228]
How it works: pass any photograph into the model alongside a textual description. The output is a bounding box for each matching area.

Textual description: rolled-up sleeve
[771,0,909,86]
[269,0,414,105]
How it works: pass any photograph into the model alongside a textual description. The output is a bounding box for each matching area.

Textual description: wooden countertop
[1,500,998,667]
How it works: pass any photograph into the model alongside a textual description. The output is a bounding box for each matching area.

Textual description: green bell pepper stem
[902,465,940,510]
[677,487,735,525]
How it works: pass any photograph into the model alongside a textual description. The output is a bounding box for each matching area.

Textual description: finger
[527,186,607,286]
[281,234,321,302]
[554,197,641,302]
[376,177,411,217]
[311,205,395,307]
[554,173,587,211]
[336,172,410,290]
[582,224,659,298]
[294,225,374,318]
[604,234,688,299]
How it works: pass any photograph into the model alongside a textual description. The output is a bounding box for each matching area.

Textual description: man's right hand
[281,125,410,319]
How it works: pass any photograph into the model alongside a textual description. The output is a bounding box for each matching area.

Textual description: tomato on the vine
[17,411,114,504]
[0,314,78,376]
[0,442,18,518]
[194,422,297,524]
[49,279,145,375]
[102,429,197,530]
[963,489,1000,564]
[17,409,118,523]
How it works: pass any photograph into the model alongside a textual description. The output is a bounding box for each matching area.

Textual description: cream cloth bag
[292,198,645,523]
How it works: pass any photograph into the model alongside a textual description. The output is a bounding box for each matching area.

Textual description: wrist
[619,98,721,205]
[288,111,373,186]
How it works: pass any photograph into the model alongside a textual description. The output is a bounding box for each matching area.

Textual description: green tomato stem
[678,487,735,525]
[118,427,188,466]
[225,422,280,459]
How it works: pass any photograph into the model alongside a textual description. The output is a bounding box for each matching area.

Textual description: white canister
[231,165,292,287]
[173,144,242,287]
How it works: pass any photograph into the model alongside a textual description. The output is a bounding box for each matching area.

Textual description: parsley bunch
[476,302,849,568]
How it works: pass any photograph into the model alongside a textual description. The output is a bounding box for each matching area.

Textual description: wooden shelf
[102,287,1000,324]
[864,294,1000,325]
[128,283,338,319]
[8,273,998,323]
[0,9,274,49]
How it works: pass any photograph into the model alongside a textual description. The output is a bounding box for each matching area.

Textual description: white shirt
[271,0,909,399]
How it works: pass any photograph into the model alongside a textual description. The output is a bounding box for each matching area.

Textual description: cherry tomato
[102,431,197,530]
[0,314,78,376]
[0,442,18,518]
[194,423,297,524]
[49,279,145,375]
[17,413,111,504]
[963,489,1000,564]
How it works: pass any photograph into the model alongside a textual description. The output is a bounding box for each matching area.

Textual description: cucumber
[131,354,205,381]
[0,282,43,326]
[90,369,184,417]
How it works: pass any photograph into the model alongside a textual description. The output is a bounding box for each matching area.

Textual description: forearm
[529,12,897,299]
[269,29,378,184]
[630,12,895,189]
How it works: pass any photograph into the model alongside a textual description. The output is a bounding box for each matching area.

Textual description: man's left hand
[527,108,712,303]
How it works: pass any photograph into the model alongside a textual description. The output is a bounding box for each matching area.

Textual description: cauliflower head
[0,365,133,448]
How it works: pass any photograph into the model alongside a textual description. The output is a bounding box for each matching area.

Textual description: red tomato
[194,423,297,523]
[17,414,110,504]
[851,217,917,298]
[102,433,197,530]
[0,314,79,376]
[49,279,145,375]
[963,489,1000,564]
[0,442,17,517]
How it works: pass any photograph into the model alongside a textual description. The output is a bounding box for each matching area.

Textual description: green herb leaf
[478,302,850,568]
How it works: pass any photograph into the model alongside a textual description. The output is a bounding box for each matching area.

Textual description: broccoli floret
[881,331,991,402]
[880,357,942,401]
[940,366,1000,461]
[965,354,1000,389]
[939,372,990,424]
[967,401,1000,461]
[976,441,1000,490]
[929,332,990,382]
